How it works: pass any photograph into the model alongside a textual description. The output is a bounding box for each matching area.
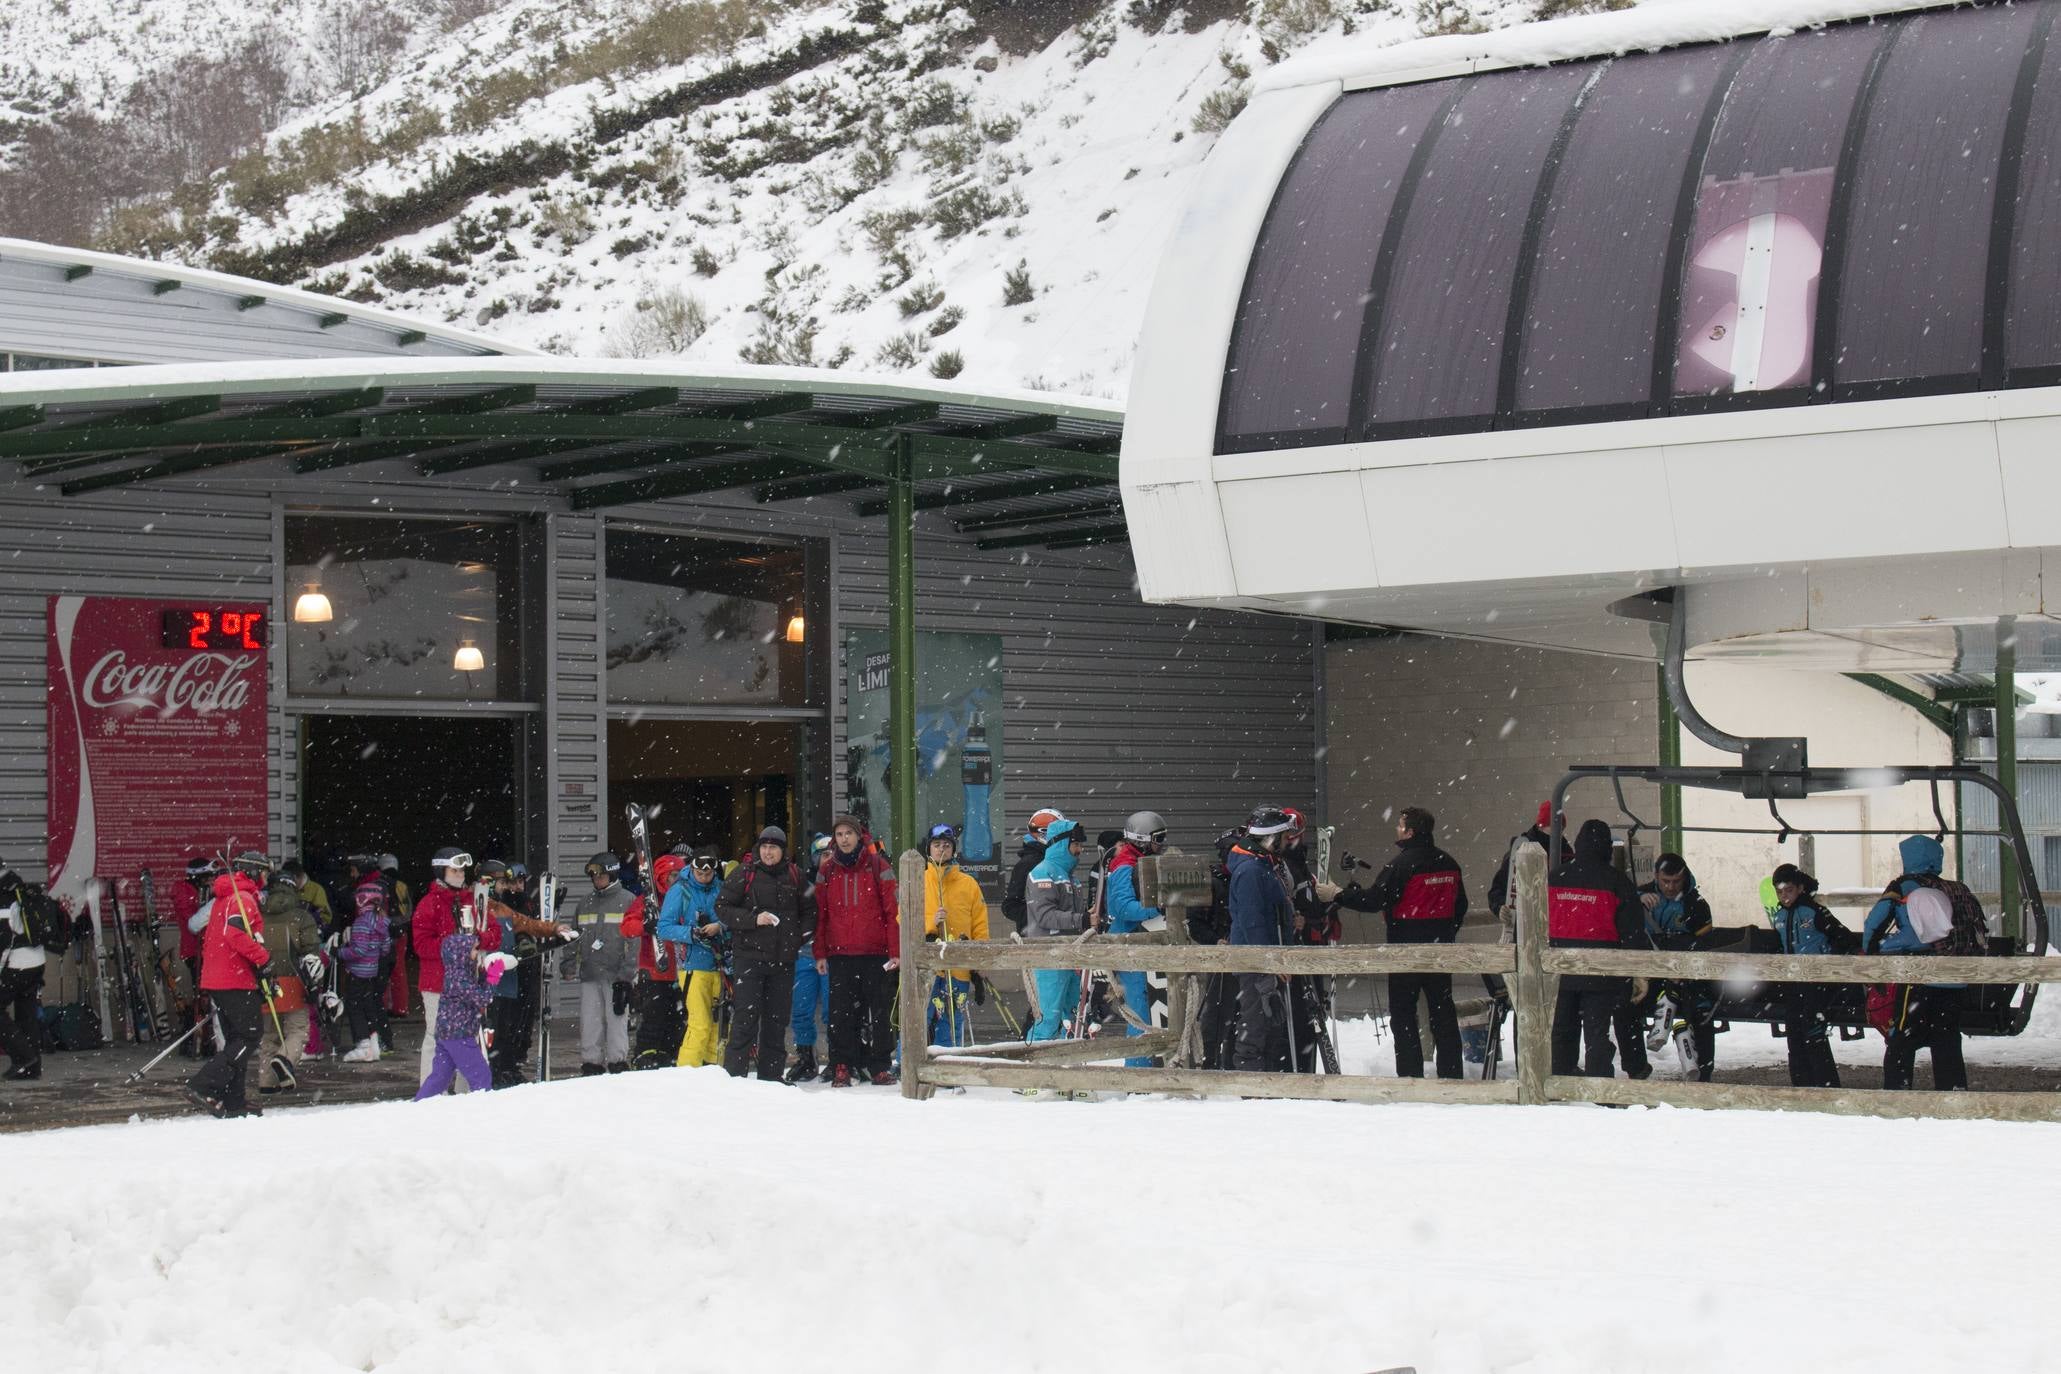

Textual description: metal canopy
[0,357,1130,853]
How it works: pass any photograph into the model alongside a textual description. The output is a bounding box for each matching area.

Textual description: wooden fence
[890,847,2061,1121]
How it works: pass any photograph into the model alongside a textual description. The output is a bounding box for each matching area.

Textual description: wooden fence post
[897,847,928,1100]
[1513,844,1550,1106]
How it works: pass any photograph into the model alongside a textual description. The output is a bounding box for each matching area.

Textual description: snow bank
[8,1068,2058,1372]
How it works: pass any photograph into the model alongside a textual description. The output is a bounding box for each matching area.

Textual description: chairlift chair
[1547,764,2048,1039]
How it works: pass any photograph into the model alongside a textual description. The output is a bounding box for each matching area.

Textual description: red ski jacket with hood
[199,872,271,992]
[412,880,503,994]
[814,836,898,957]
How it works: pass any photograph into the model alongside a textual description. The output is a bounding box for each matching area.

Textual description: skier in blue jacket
[659,849,728,1068]
[1768,863,1851,1087]
[1104,810,1168,1065]
[1024,818,1089,1041]
[1863,835,1971,1091]
[1227,806,1297,1072]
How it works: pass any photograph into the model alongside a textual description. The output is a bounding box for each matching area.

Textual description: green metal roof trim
[0,358,1125,545]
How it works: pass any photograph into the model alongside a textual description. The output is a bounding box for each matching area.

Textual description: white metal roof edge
[1257,0,1971,96]
[0,354,1125,426]
[0,237,536,358]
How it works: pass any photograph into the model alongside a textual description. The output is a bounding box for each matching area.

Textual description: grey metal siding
[0,256,496,364]
[0,459,1314,885]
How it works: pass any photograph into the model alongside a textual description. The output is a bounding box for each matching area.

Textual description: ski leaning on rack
[137,869,185,1040]
[536,870,558,1082]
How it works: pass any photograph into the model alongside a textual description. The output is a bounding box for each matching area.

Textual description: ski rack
[1549,763,2050,1034]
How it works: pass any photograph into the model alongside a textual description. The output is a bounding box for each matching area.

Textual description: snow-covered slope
[8,1068,2055,1372]
[17,0,1618,400]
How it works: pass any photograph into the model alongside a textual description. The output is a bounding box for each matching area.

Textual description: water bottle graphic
[959,712,995,863]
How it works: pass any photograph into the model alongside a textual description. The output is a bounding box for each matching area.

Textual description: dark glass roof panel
[1364,65,1589,430]
[2008,12,2061,377]
[1516,45,1733,414]
[1834,2,2041,388]
[1219,82,1450,450]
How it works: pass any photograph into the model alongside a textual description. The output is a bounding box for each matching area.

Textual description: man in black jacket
[1615,853,1719,1081]
[1547,819,1643,1077]
[1337,807,1469,1078]
[716,826,817,1082]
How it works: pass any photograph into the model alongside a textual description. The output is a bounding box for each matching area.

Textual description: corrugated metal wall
[0,459,1316,884]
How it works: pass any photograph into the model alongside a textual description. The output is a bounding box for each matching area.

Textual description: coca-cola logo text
[81,650,258,717]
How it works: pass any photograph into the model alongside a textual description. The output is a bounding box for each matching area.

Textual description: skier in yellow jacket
[921,823,988,1046]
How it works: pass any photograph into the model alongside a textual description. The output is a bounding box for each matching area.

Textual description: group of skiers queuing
[0,797,1986,1111]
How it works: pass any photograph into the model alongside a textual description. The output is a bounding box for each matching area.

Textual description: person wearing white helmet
[1103,810,1168,1066]
[1227,807,1297,1073]
[1003,807,1068,934]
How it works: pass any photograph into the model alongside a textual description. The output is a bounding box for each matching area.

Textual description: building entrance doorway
[607,719,819,863]
[299,715,523,879]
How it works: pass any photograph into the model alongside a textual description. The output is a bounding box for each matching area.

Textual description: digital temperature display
[160,608,267,652]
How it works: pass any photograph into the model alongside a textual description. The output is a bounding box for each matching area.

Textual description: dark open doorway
[299,715,522,880]
[608,719,819,862]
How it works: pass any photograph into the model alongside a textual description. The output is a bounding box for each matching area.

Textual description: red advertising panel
[47,596,269,916]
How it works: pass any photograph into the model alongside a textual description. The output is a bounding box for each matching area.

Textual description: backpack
[1906,872,1990,958]
[20,883,71,954]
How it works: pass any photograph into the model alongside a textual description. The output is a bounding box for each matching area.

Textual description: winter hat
[653,853,686,894]
[1898,834,1945,877]
[1042,817,1082,849]
[756,826,788,852]
[831,814,865,836]
[1536,801,1554,829]
[1572,819,1613,864]
[1771,863,1819,894]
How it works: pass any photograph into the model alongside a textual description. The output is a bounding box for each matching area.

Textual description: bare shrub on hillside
[606,284,711,357]
[312,0,414,94]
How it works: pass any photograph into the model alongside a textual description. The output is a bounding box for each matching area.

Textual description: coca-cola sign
[48,597,269,913]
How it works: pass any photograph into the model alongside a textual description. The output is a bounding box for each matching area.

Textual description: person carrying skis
[1547,820,1643,1078]
[1024,817,1091,1041]
[622,850,689,1070]
[255,869,324,1094]
[784,833,835,1084]
[1003,807,1067,933]
[185,852,276,1118]
[814,816,899,1086]
[1863,835,1973,1091]
[717,827,815,1081]
[0,870,48,1081]
[414,904,517,1100]
[566,852,637,1076]
[1228,807,1297,1072]
[1618,853,1718,1081]
[662,848,729,1068]
[921,823,988,1047]
[336,856,392,1064]
[1337,807,1469,1079]
[1767,862,1852,1088]
[1103,811,1169,1065]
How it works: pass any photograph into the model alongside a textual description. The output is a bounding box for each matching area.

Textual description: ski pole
[125,1017,204,1084]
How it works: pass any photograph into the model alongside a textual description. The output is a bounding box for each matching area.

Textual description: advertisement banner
[47,596,270,914]
[842,631,1004,896]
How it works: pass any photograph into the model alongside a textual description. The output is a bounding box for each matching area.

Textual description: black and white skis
[536,869,557,1082]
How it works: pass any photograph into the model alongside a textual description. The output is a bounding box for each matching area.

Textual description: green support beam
[396,330,426,347]
[976,521,1130,552]
[151,280,181,296]
[416,438,606,477]
[0,406,44,434]
[568,456,826,510]
[563,386,680,416]
[293,385,540,473]
[64,265,92,282]
[49,390,391,493]
[945,413,1060,441]
[1658,663,1683,855]
[317,312,348,329]
[855,473,1110,517]
[754,471,881,503]
[1843,674,1958,736]
[955,499,1125,534]
[888,432,918,858]
[908,433,1117,482]
[1998,632,2020,941]
[841,401,940,429]
[236,295,265,311]
[61,441,420,496]
[538,443,749,483]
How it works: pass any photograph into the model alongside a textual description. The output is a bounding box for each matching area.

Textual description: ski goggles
[689,856,718,872]
[440,853,476,871]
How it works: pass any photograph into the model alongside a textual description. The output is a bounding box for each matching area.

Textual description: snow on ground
[7,1068,2058,1372]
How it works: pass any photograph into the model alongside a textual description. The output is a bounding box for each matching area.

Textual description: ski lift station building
[1123,0,2061,908]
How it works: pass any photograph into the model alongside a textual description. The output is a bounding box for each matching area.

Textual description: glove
[319,990,344,1019]
[1312,881,1342,902]
[323,931,343,952]
[298,952,326,985]
[970,971,989,1006]
[611,980,631,1016]
[253,961,279,1000]
[482,952,518,986]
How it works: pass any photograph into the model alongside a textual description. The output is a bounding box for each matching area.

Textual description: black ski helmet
[431,847,474,878]
[231,850,271,879]
[586,852,619,881]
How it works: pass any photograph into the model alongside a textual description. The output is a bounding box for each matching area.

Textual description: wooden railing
[890,847,2061,1121]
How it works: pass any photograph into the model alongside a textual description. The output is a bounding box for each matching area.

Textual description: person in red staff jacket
[1547,819,1644,1078]
[410,847,503,1092]
[813,815,900,1086]
[1335,807,1469,1079]
[184,851,276,1118]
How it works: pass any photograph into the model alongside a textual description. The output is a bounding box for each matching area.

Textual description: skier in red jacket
[410,847,503,1091]
[814,815,899,1085]
[185,852,276,1118]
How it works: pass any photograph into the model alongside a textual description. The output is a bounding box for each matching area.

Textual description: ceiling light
[292,584,333,624]
[454,640,485,673]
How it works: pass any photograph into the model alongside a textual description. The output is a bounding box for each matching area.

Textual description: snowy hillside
[3,0,1603,400]
[9,1068,2058,1372]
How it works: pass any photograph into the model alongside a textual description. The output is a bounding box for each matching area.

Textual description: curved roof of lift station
[1123,0,2061,672]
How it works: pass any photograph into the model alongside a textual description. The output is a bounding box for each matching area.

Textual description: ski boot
[869,1069,896,1087]
[605,1061,628,1074]
[6,1061,42,1081]
[831,1063,853,1088]
[782,1046,818,1086]
[580,1062,605,1077]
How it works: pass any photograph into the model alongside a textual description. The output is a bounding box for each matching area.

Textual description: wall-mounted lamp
[454,640,485,673]
[292,583,333,624]
[785,614,806,644]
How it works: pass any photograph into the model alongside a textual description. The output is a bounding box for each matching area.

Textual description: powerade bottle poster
[842,630,1005,897]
